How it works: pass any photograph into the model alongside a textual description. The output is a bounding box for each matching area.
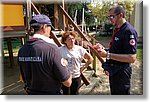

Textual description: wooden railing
[58,4,104,63]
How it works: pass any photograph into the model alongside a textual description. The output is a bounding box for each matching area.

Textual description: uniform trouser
[109,66,132,95]
[62,76,81,95]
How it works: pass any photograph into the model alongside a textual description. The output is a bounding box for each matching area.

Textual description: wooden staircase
[30,2,105,86]
[1,2,106,95]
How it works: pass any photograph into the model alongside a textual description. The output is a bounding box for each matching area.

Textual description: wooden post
[91,38,97,76]
[82,8,84,33]
[54,4,59,29]
[62,0,66,31]
[6,38,14,66]
[27,0,32,29]
[20,37,25,46]
[74,10,77,24]
[26,0,32,39]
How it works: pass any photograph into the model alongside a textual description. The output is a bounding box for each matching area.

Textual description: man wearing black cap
[18,14,72,95]
[94,5,138,95]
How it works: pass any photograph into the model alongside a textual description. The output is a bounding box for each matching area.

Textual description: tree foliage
[67,2,95,26]
[87,0,136,23]
[66,0,136,27]
[67,2,83,19]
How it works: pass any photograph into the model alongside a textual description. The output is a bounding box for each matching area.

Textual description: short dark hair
[29,25,41,36]
[61,31,76,44]
[109,5,126,18]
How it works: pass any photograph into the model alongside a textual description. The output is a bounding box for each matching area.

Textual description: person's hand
[80,66,86,73]
[103,70,110,76]
[93,43,105,51]
[93,43,107,57]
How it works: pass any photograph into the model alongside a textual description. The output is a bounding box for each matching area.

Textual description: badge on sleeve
[129,39,135,46]
[61,58,68,67]
[130,35,134,39]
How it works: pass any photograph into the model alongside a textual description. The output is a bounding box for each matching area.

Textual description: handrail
[58,4,88,41]
[58,4,104,63]
[31,2,40,14]
[50,31,62,47]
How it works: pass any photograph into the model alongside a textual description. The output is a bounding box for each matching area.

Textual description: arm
[62,74,72,87]
[80,52,93,86]
[97,49,136,63]
[80,52,93,73]
[94,44,136,63]
[52,46,72,87]
[109,53,136,63]
[79,48,93,86]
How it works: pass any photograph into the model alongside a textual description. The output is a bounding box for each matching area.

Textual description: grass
[3,38,26,54]
[137,48,143,60]
[3,38,26,62]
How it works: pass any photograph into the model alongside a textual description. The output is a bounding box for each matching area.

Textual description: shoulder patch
[129,39,135,46]
[61,58,68,67]
[130,35,134,39]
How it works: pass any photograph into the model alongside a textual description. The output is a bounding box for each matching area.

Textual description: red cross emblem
[129,39,135,46]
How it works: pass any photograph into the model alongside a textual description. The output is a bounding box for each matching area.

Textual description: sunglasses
[108,13,120,19]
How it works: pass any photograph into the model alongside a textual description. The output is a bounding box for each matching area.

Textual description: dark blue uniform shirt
[103,22,138,76]
[18,39,70,92]
[109,21,138,64]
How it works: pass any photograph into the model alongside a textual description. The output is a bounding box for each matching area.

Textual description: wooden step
[79,69,101,95]
[1,80,26,95]
[79,76,101,95]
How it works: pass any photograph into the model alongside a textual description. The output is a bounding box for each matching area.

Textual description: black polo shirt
[108,22,138,64]
[18,39,70,92]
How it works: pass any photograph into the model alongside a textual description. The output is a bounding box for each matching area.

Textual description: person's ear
[43,24,47,29]
[40,25,44,29]
[42,24,47,33]
[119,13,124,18]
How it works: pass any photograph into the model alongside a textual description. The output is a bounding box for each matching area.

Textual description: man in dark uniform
[94,5,138,95]
[18,14,72,95]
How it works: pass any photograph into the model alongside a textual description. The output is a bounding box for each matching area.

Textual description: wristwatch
[106,51,111,60]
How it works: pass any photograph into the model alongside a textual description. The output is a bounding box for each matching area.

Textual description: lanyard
[108,28,121,48]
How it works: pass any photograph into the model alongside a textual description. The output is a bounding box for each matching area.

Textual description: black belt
[109,63,130,68]
[72,76,81,80]
[102,62,131,76]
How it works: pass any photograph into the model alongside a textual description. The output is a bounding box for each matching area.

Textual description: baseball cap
[30,14,55,30]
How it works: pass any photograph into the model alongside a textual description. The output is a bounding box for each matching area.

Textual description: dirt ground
[87,59,143,95]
